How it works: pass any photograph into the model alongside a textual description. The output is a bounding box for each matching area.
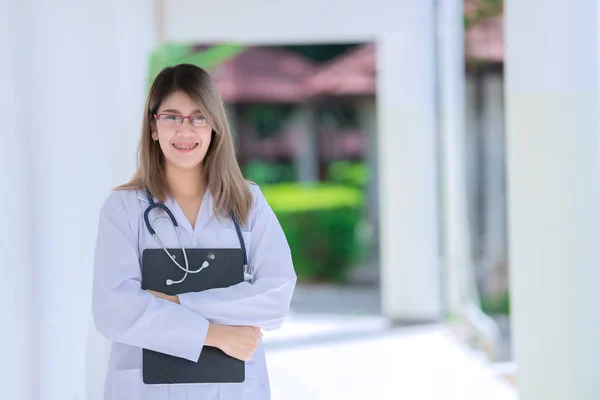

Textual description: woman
[92,63,296,400]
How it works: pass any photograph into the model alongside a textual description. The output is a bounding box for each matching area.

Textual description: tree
[148,43,246,88]
[464,0,503,27]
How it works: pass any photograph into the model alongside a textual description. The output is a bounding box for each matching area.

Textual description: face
[152,91,213,171]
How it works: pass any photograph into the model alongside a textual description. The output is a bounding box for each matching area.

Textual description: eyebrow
[158,108,204,115]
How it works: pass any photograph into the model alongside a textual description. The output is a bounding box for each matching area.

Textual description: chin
[165,149,207,170]
[171,160,204,170]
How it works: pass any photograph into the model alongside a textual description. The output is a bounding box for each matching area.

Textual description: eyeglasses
[154,113,208,127]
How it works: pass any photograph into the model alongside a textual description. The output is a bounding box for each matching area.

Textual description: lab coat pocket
[108,368,143,400]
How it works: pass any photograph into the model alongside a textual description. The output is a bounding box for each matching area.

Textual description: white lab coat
[92,183,296,400]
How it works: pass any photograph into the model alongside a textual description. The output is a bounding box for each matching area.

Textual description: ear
[151,132,158,141]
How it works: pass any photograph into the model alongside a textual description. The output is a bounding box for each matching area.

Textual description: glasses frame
[153,113,208,127]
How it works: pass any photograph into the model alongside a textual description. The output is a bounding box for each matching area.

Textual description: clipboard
[141,247,245,385]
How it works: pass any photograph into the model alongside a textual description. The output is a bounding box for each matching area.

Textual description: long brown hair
[117,64,253,225]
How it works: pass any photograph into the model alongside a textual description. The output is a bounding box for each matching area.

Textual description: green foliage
[326,161,370,188]
[480,289,511,315]
[261,183,365,282]
[244,161,295,185]
[262,182,363,212]
[283,44,359,62]
[241,105,295,138]
[148,42,246,87]
[464,0,503,28]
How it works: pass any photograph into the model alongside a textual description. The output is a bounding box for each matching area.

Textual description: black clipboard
[141,247,245,385]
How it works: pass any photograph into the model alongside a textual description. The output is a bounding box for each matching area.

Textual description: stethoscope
[143,189,252,286]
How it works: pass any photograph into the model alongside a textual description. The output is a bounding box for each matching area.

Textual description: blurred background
[3,0,600,399]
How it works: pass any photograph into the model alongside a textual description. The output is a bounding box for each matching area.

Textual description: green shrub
[261,182,365,282]
[244,161,295,185]
[326,161,370,188]
[480,290,511,315]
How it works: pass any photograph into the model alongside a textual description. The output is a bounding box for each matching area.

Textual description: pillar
[506,1,600,398]
[26,1,155,399]
[0,2,36,400]
[377,1,441,320]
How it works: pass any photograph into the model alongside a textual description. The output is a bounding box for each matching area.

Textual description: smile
[172,142,198,151]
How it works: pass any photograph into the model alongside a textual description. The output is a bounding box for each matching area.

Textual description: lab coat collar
[136,188,215,231]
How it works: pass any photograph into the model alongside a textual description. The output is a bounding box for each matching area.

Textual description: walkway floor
[262,284,517,400]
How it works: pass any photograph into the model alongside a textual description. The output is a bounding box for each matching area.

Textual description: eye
[164,115,180,121]
[191,116,207,126]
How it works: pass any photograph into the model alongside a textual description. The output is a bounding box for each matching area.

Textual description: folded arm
[92,192,209,362]
[178,185,297,331]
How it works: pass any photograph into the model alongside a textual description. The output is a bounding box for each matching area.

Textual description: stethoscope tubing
[143,188,251,285]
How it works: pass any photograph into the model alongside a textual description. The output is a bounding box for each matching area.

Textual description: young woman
[92,63,296,400]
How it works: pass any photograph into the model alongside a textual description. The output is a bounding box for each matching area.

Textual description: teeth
[173,143,197,150]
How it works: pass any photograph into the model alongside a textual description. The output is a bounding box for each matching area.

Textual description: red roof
[305,43,376,96]
[210,13,503,104]
[211,47,316,103]
[465,16,504,62]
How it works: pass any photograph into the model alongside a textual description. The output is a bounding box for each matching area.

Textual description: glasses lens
[191,116,207,127]
[158,114,181,126]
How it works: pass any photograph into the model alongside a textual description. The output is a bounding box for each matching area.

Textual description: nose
[176,118,195,133]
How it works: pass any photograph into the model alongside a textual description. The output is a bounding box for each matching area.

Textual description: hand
[206,324,262,361]
[146,290,179,304]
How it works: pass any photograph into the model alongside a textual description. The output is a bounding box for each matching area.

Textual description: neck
[165,163,206,198]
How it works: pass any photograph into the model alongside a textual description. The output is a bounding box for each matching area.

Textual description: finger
[147,290,164,299]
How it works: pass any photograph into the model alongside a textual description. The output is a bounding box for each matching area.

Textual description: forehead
[158,91,202,113]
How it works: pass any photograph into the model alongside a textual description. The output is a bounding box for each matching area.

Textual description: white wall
[163,0,413,44]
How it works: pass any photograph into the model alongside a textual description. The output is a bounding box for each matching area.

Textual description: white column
[506,1,600,398]
[464,75,481,249]
[290,104,318,182]
[438,0,476,315]
[357,98,378,250]
[0,3,36,400]
[481,74,508,297]
[378,2,441,320]
[351,97,380,284]
[26,1,154,400]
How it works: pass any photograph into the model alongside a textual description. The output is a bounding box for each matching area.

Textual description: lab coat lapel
[195,189,214,231]
[164,196,194,233]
